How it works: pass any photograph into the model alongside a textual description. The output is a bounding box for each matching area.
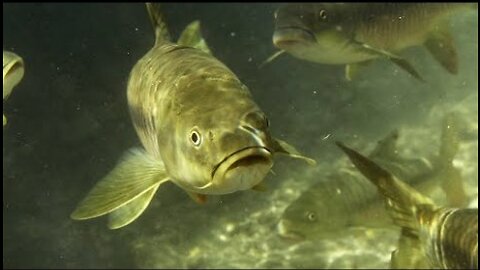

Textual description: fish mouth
[277,219,306,242]
[211,146,273,191]
[273,27,317,49]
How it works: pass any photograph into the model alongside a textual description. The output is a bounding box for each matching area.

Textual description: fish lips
[277,219,306,242]
[273,27,317,49]
[211,146,273,193]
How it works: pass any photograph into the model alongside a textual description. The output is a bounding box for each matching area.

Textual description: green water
[3,3,477,268]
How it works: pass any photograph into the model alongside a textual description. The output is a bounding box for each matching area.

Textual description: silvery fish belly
[272,3,475,81]
[3,50,25,126]
[70,3,314,230]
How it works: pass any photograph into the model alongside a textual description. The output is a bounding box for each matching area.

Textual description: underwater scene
[3,3,478,269]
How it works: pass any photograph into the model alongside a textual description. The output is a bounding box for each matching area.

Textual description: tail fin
[336,141,434,236]
[437,112,468,207]
[146,3,171,44]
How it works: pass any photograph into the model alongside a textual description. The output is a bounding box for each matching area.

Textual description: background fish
[70,3,314,229]
[337,141,478,269]
[278,112,467,241]
[272,3,475,81]
[3,50,24,126]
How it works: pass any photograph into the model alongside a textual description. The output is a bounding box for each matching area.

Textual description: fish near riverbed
[271,3,475,81]
[70,4,315,229]
[337,142,477,269]
[278,113,468,241]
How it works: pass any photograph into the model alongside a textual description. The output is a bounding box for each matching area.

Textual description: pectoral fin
[259,50,285,68]
[71,148,170,229]
[108,183,161,229]
[354,41,424,82]
[424,27,458,74]
[336,141,434,235]
[177,20,212,54]
[272,138,317,165]
[186,191,207,204]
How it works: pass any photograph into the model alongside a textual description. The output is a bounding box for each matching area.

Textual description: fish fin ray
[354,42,425,82]
[146,3,171,44]
[70,148,170,221]
[336,141,435,236]
[259,50,285,68]
[272,138,317,166]
[177,20,212,55]
[108,183,161,229]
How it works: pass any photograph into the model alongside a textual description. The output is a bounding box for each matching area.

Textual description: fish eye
[319,9,327,20]
[306,211,317,221]
[190,130,202,146]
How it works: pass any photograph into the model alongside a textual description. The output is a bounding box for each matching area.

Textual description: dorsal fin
[177,20,212,54]
[369,129,399,160]
[145,3,171,45]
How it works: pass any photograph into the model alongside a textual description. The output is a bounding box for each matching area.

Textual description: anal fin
[354,41,425,82]
[272,137,317,166]
[186,191,207,204]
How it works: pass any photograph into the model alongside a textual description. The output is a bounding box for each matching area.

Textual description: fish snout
[273,27,316,49]
[277,219,306,242]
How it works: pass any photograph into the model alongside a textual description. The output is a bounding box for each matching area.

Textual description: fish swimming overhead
[337,142,478,269]
[70,3,315,229]
[3,51,25,126]
[271,3,475,81]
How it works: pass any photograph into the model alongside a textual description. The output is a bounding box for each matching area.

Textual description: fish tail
[336,141,434,236]
[437,112,468,207]
[146,3,171,44]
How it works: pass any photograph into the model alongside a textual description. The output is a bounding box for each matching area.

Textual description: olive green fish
[3,50,25,126]
[70,4,315,229]
[278,113,468,241]
[271,3,475,81]
[337,141,477,269]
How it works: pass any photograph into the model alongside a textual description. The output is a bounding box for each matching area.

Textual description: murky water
[3,3,477,269]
